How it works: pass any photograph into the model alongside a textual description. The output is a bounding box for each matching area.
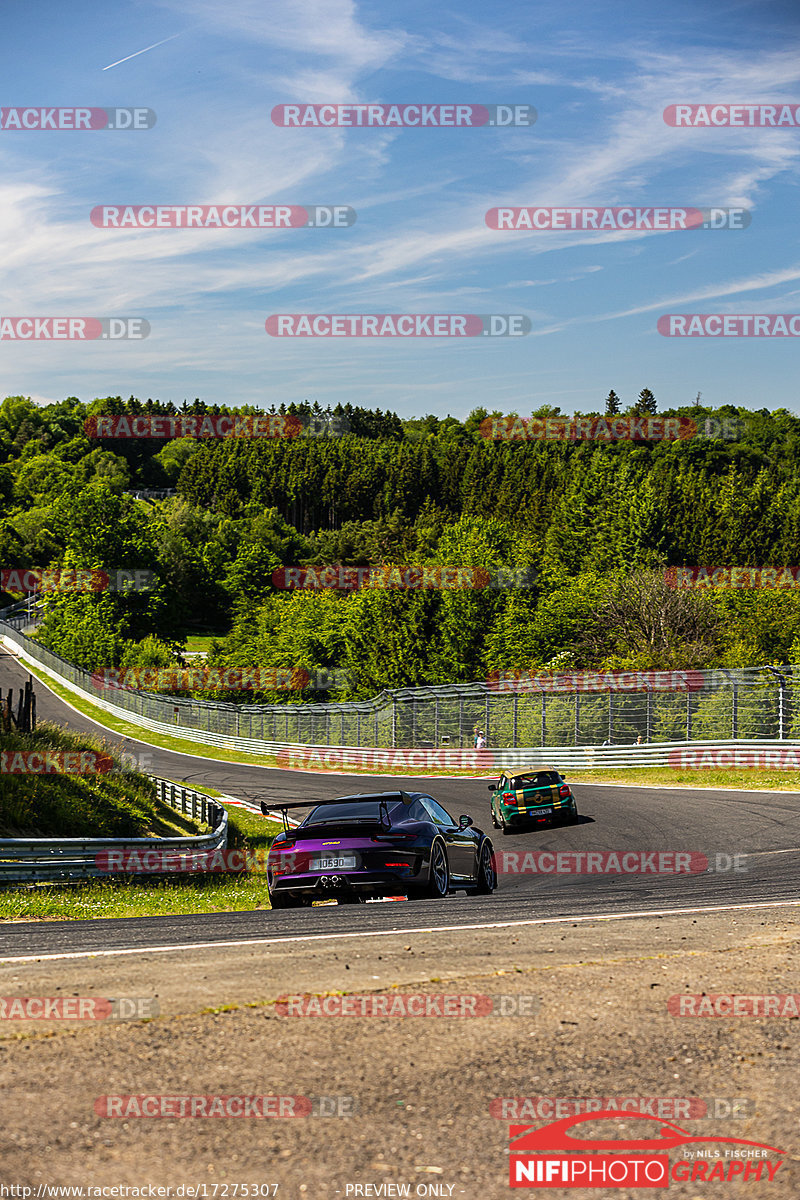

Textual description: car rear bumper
[501,798,575,824]
[269,868,422,900]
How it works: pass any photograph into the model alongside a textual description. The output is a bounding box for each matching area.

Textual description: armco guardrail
[273,739,800,773]
[2,619,797,755]
[0,777,228,885]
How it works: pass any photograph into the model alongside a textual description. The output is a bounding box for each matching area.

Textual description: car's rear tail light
[558,785,570,798]
[502,792,515,801]
[383,862,409,867]
[373,833,416,842]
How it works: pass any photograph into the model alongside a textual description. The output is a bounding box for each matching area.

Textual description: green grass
[0,723,202,838]
[184,634,221,652]
[565,766,800,792]
[0,805,283,921]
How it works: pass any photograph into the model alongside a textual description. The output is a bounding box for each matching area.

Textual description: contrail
[102,33,181,71]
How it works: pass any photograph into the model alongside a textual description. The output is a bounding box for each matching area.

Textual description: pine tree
[635,388,657,415]
[605,390,621,415]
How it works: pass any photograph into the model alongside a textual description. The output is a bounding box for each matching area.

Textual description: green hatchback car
[488,766,578,834]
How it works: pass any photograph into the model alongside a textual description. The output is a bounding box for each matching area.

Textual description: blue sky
[1,0,799,419]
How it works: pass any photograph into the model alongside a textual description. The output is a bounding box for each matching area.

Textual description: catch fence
[1,621,797,752]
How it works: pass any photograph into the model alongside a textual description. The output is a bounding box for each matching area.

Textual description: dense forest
[2,391,800,701]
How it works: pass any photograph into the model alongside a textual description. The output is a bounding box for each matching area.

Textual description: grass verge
[0,807,282,921]
[0,722,202,838]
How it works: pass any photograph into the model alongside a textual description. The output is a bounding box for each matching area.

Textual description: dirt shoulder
[1,905,798,1197]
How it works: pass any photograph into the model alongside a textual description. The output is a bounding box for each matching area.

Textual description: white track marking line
[1,898,798,964]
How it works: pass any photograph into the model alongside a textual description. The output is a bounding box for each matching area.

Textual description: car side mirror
[487,781,497,791]
[458,814,474,830]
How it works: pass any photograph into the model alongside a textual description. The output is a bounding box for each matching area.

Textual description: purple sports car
[261,790,497,907]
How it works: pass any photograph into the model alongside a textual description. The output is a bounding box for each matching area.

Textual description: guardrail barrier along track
[0,777,227,885]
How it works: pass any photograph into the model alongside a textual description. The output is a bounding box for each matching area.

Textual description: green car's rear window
[511,771,560,788]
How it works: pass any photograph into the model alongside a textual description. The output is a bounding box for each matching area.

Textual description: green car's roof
[502,765,560,777]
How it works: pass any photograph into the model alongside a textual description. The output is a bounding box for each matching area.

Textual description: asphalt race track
[2,644,800,960]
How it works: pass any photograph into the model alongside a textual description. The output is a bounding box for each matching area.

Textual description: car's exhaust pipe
[316,874,347,890]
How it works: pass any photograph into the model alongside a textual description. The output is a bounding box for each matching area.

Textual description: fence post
[512,692,518,748]
[541,691,546,746]
[732,684,738,739]
[392,698,397,748]
[357,710,361,747]
[374,707,379,747]
[608,691,613,743]
[574,691,580,745]
[686,691,692,741]
[646,688,653,742]
[434,696,440,746]
[411,699,416,748]
[341,711,345,745]
[484,694,490,744]
[779,679,786,740]
[458,697,464,748]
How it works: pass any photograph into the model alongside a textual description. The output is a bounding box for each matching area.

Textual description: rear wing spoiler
[261,792,413,832]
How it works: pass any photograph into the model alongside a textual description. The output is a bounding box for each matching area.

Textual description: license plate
[533,807,553,817]
[311,856,357,871]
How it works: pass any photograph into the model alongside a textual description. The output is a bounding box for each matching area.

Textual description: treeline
[2,393,800,698]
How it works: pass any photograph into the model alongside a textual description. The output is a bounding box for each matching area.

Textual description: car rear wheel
[412,838,449,899]
[474,839,497,893]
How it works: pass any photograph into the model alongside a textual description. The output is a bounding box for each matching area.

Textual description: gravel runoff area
[0,905,798,1198]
